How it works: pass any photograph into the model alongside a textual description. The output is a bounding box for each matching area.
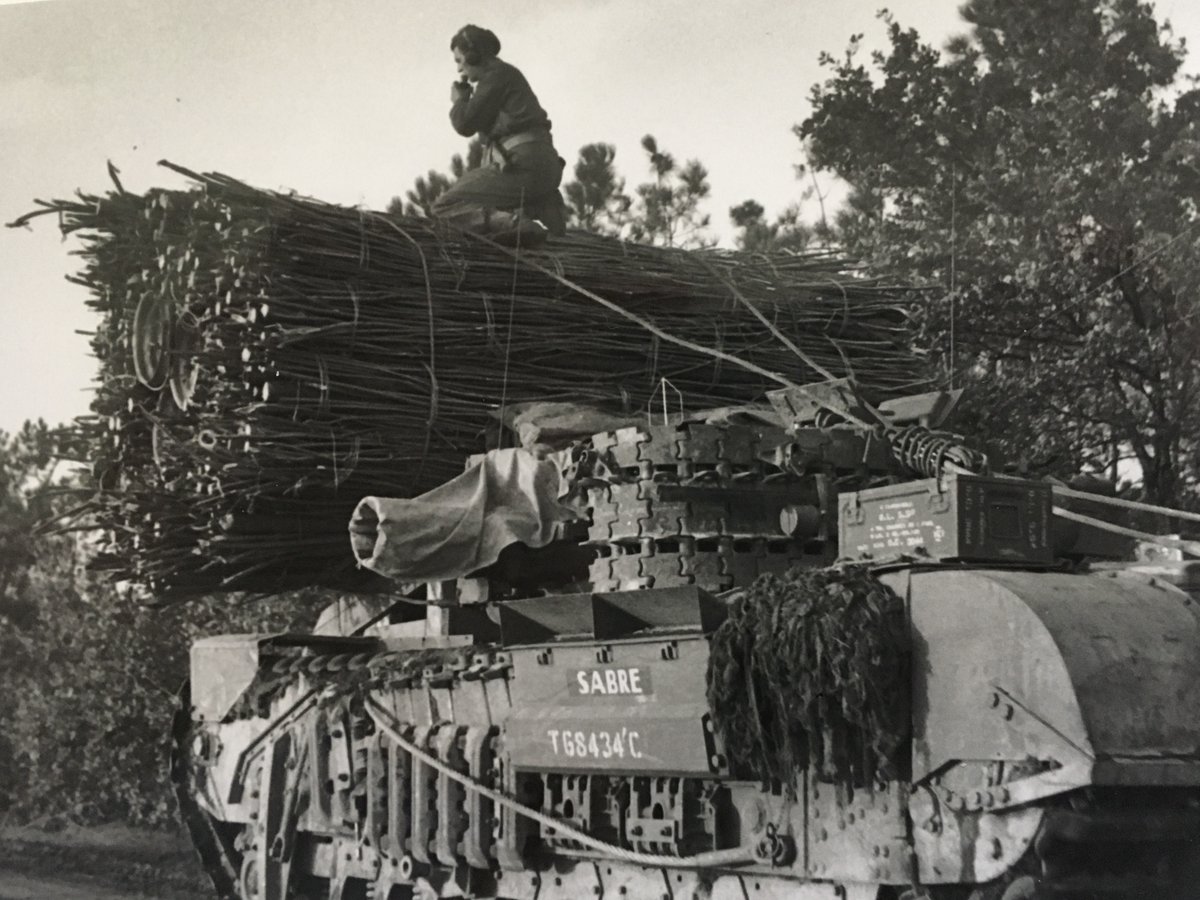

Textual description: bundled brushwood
[706,565,909,793]
[11,161,927,598]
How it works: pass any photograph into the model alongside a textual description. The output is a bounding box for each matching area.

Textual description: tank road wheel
[239,853,260,900]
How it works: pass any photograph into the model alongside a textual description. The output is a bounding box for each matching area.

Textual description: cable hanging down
[365,699,758,870]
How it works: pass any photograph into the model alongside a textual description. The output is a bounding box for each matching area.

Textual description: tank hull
[175,568,1200,900]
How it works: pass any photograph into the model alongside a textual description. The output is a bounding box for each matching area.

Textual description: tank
[28,166,1193,898]
[171,414,1200,900]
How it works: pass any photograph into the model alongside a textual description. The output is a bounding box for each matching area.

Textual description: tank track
[926,792,1200,900]
[175,637,1200,900]
[584,422,833,592]
[1026,791,1200,899]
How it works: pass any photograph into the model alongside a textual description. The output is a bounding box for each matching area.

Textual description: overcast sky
[2,0,1198,434]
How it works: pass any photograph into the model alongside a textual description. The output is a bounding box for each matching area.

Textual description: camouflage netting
[706,565,909,792]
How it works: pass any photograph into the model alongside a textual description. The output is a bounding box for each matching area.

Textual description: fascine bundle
[12,162,927,598]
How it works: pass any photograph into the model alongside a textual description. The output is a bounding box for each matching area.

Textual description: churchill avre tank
[172,382,1200,900]
[19,162,1200,900]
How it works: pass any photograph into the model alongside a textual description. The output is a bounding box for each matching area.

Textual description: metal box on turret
[839,473,1054,564]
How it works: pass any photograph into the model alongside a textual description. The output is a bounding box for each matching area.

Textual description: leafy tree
[0,422,330,826]
[0,421,65,816]
[628,135,713,248]
[799,0,1200,504]
[0,420,62,630]
[563,142,632,236]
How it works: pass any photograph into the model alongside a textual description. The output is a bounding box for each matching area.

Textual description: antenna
[949,160,957,391]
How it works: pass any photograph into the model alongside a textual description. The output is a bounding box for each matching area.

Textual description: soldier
[432,24,568,243]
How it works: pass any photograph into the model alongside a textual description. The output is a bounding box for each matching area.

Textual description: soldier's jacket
[450,58,552,144]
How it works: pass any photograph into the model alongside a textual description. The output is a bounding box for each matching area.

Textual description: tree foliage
[0,420,62,633]
[0,423,329,826]
[388,139,485,217]
[562,142,632,236]
[729,199,815,253]
[799,0,1200,504]
[729,163,837,253]
[627,135,713,248]
[562,136,713,245]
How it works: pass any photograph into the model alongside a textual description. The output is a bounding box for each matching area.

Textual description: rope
[496,191,525,450]
[1052,506,1200,557]
[462,231,901,433]
[366,213,438,492]
[460,232,802,391]
[949,160,957,391]
[1051,484,1200,526]
[364,699,757,870]
[698,258,836,381]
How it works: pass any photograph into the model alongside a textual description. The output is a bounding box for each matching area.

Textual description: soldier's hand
[451,80,472,102]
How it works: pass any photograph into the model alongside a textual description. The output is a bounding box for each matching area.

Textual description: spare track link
[591,421,789,482]
[587,423,819,592]
[588,535,812,592]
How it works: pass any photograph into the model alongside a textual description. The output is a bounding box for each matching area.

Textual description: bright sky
[2,0,1198,434]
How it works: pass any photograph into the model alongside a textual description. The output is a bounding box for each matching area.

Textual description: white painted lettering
[569,667,653,697]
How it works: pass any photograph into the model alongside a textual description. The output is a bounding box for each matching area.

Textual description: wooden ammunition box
[839,474,1054,564]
